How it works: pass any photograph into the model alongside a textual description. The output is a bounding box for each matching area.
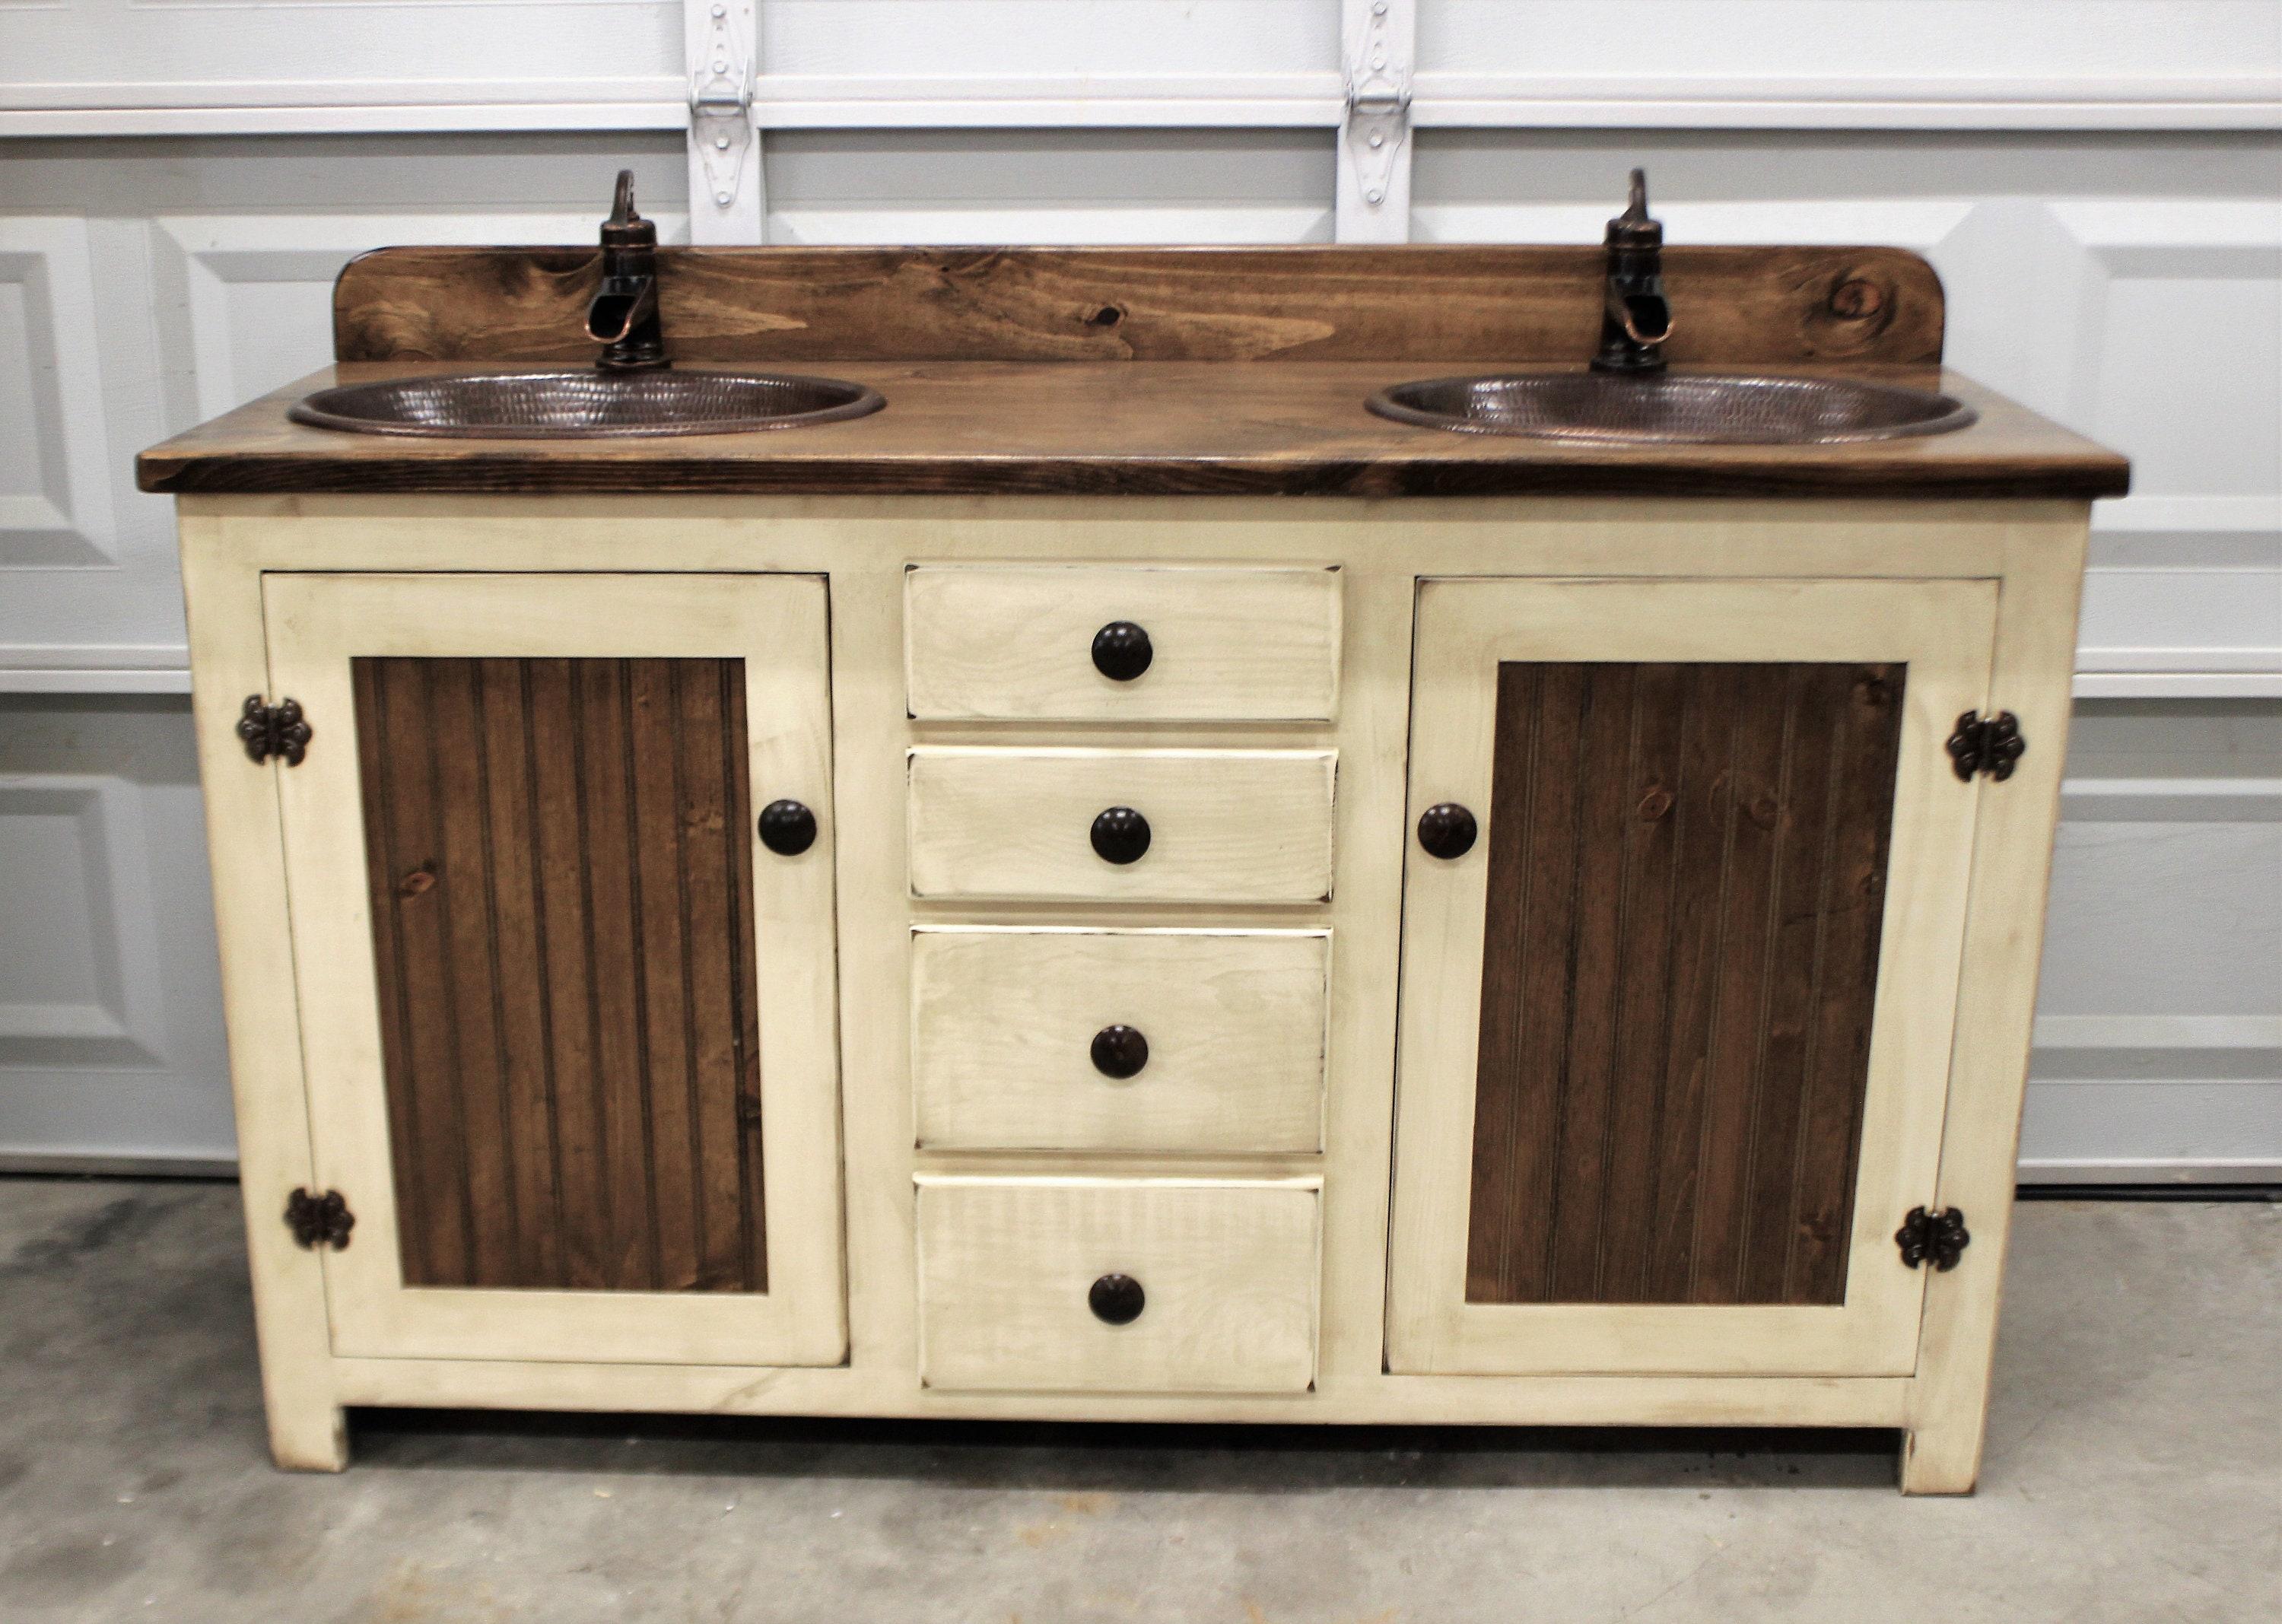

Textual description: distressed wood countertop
[138,361,2126,500]
[135,244,2129,500]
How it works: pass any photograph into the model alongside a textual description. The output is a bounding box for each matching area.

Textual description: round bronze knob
[1092,621,1154,682]
[1089,1273,1145,1326]
[1416,802,1477,860]
[1090,806,1151,865]
[1090,1024,1149,1079]
[758,799,818,856]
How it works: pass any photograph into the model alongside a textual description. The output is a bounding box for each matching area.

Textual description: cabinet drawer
[917,1177,1321,1393]
[912,927,1329,1152]
[907,747,1336,903]
[904,565,1341,721]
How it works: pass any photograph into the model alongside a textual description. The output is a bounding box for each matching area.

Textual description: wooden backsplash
[331,244,1946,367]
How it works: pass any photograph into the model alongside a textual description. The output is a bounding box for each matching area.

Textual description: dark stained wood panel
[329,245,1946,367]
[352,656,767,1293]
[1464,661,1907,1308]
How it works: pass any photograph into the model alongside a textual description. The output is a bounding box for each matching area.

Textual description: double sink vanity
[138,175,2128,1493]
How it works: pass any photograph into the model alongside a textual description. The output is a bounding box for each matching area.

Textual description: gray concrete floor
[0,1179,2274,1623]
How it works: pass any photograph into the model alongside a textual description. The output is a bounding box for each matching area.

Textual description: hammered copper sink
[1366,371,1978,445]
[288,369,886,438]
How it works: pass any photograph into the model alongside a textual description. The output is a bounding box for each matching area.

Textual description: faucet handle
[602,169,656,247]
[1607,167,1662,248]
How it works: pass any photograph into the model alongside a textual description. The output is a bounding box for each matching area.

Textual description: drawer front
[912,927,1329,1152]
[907,748,1337,903]
[917,1177,1321,1393]
[905,565,1342,721]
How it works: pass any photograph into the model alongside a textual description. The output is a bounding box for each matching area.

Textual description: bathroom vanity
[138,232,2127,1494]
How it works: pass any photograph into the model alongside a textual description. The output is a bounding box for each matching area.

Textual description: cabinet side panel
[1464,660,1906,1307]
[351,655,768,1294]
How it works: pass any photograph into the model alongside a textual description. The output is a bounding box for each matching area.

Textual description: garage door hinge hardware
[237,695,313,766]
[1342,1,1412,211]
[688,0,754,212]
[1946,710,2024,782]
[284,1187,354,1251]
[1895,1206,1969,1271]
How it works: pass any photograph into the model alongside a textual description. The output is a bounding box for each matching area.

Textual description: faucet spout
[1592,167,1672,374]
[585,276,658,347]
[1609,288,1673,348]
[588,168,669,372]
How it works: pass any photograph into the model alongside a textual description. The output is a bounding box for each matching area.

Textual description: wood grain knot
[1829,278,1887,320]
[1636,787,1675,822]
[1085,304,1126,329]
[396,866,436,898]
[1745,793,1781,829]
[1855,674,1892,708]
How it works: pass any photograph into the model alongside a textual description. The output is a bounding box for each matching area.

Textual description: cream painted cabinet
[257,571,847,1368]
[180,498,2084,1495]
[1385,577,2000,1378]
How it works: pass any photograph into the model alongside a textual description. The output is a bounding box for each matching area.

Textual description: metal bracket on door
[1946,710,2026,782]
[237,695,312,766]
[1895,1206,1970,1271]
[285,1187,355,1251]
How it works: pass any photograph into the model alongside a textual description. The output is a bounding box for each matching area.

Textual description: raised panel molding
[0,694,234,1166]
[151,211,689,424]
[0,217,117,568]
[2043,199,2282,688]
[0,774,167,1067]
[2023,764,2282,1180]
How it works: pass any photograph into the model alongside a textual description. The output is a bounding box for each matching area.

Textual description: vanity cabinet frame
[179,494,2086,1495]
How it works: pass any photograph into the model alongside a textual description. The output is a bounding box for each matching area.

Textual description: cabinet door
[1387,577,1998,1377]
[265,573,844,1366]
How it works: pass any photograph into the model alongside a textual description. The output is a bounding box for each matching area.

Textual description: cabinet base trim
[328,1358,1912,1430]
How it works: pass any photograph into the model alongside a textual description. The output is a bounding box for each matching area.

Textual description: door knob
[758,799,818,856]
[1089,1273,1146,1325]
[1091,621,1153,681]
[1090,806,1151,864]
[1090,1024,1149,1079]
[1416,802,1477,860]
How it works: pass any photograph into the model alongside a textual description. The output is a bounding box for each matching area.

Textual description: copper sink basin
[1366,372,1975,445]
[288,370,885,439]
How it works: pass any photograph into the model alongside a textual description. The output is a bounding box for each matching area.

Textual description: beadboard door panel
[1458,659,1909,1311]
[350,654,770,1295]
[261,571,845,1365]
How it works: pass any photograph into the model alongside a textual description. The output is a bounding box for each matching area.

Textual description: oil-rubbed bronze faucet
[586,170,668,371]
[1591,168,1674,374]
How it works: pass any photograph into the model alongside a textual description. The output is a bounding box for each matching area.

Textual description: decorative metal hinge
[284,1187,354,1251]
[1947,710,2025,782]
[1896,1206,1970,1271]
[237,695,312,766]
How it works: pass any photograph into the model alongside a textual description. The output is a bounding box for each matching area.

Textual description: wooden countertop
[138,361,2128,501]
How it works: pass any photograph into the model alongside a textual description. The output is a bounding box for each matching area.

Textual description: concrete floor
[0,1180,2273,1623]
